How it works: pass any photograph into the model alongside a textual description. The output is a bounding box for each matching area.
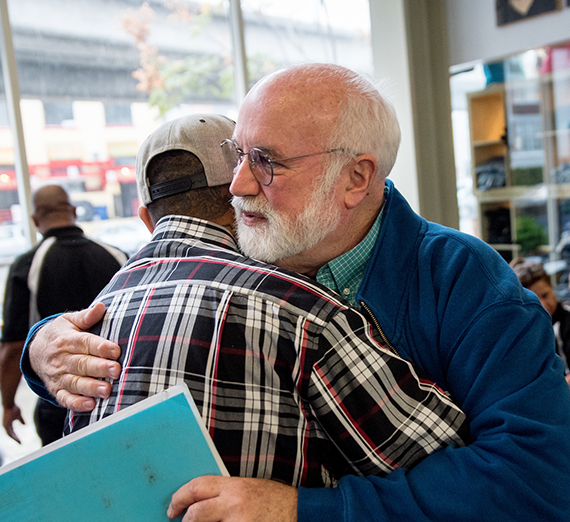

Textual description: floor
[0,380,42,467]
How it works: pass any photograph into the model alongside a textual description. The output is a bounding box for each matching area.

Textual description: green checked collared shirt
[316,185,389,308]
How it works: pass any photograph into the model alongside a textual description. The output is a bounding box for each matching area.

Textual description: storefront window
[0,0,376,331]
[241,0,373,82]
[451,40,570,296]
[1,0,237,250]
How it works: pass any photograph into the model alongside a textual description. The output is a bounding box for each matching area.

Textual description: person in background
[510,257,570,385]
[0,184,127,445]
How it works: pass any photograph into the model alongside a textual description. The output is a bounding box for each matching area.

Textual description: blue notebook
[0,383,228,521]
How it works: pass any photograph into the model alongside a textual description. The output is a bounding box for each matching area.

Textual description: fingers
[30,311,122,400]
[168,475,225,519]
[65,302,107,331]
[38,306,120,361]
[50,323,121,361]
[6,424,21,444]
[55,389,97,412]
[86,338,121,361]
[53,361,119,411]
[60,353,121,380]
[3,408,24,444]
[29,314,119,383]
[54,372,115,411]
[181,498,221,522]
[169,477,298,522]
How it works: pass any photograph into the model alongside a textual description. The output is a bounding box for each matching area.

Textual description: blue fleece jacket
[297,179,570,521]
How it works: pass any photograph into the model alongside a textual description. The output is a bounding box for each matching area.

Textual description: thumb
[168,475,227,518]
[65,302,107,330]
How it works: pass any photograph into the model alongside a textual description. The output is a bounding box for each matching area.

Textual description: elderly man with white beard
[19,64,570,522]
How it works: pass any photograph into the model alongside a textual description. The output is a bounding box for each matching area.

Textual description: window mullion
[0,0,35,246]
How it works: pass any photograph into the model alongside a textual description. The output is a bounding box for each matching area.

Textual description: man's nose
[230,157,261,197]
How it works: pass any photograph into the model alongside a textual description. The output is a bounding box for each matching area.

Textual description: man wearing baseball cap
[22,113,468,516]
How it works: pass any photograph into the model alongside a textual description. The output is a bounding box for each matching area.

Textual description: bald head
[32,185,76,235]
[240,63,401,178]
[244,65,346,143]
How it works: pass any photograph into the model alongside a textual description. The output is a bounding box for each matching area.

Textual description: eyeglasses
[221,139,345,186]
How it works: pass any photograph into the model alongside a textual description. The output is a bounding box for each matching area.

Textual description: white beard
[232,184,341,264]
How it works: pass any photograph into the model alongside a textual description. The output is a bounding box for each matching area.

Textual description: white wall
[369,0,420,214]
[447,0,570,67]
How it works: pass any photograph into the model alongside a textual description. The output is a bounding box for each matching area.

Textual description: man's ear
[344,154,378,209]
[138,206,155,233]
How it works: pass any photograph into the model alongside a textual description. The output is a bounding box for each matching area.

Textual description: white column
[369,0,420,214]
[0,0,35,244]
[229,0,249,104]
[369,0,459,229]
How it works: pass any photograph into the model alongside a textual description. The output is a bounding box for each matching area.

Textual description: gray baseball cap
[136,113,235,206]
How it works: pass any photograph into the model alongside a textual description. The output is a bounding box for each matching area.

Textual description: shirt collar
[43,225,83,239]
[152,215,240,253]
[316,184,389,307]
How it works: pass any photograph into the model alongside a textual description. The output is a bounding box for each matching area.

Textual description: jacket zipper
[360,301,401,358]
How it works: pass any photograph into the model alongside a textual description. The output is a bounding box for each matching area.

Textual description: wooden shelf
[473,139,506,148]
[539,128,570,138]
[468,44,570,273]
[474,184,550,202]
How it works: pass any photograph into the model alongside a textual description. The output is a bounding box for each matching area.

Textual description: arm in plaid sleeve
[307,307,469,476]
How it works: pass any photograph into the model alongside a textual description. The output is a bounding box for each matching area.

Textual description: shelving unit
[468,50,570,269]
[468,83,518,261]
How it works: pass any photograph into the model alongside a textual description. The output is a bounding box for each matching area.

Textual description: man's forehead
[234,97,329,153]
[233,104,289,152]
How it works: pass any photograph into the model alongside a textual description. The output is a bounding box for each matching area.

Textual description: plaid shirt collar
[151,215,240,253]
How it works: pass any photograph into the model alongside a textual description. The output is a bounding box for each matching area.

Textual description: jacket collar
[356,179,426,344]
[43,225,83,239]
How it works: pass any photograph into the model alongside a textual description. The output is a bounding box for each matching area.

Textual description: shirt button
[343,288,350,296]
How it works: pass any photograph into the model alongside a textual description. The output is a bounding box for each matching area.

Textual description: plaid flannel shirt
[67,215,469,487]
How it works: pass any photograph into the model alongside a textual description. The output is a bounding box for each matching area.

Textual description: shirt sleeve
[307,307,469,478]
[19,314,63,404]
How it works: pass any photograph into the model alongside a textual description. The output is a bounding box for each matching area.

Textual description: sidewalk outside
[0,380,42,466]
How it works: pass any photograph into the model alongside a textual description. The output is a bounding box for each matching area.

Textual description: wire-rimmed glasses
[221,139,345,186]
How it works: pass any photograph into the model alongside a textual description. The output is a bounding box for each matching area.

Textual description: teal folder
[0,383,228,521]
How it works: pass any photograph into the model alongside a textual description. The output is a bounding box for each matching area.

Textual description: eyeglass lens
[221,140,273,185]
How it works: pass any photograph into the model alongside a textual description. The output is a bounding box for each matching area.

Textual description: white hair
[324,67,401,179]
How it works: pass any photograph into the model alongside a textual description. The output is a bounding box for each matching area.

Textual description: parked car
[0,224,30,264]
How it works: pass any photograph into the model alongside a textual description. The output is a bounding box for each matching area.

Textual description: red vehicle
[0,158,139,224]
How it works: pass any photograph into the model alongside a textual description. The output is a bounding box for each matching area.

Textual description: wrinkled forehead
[235,77,341,151]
